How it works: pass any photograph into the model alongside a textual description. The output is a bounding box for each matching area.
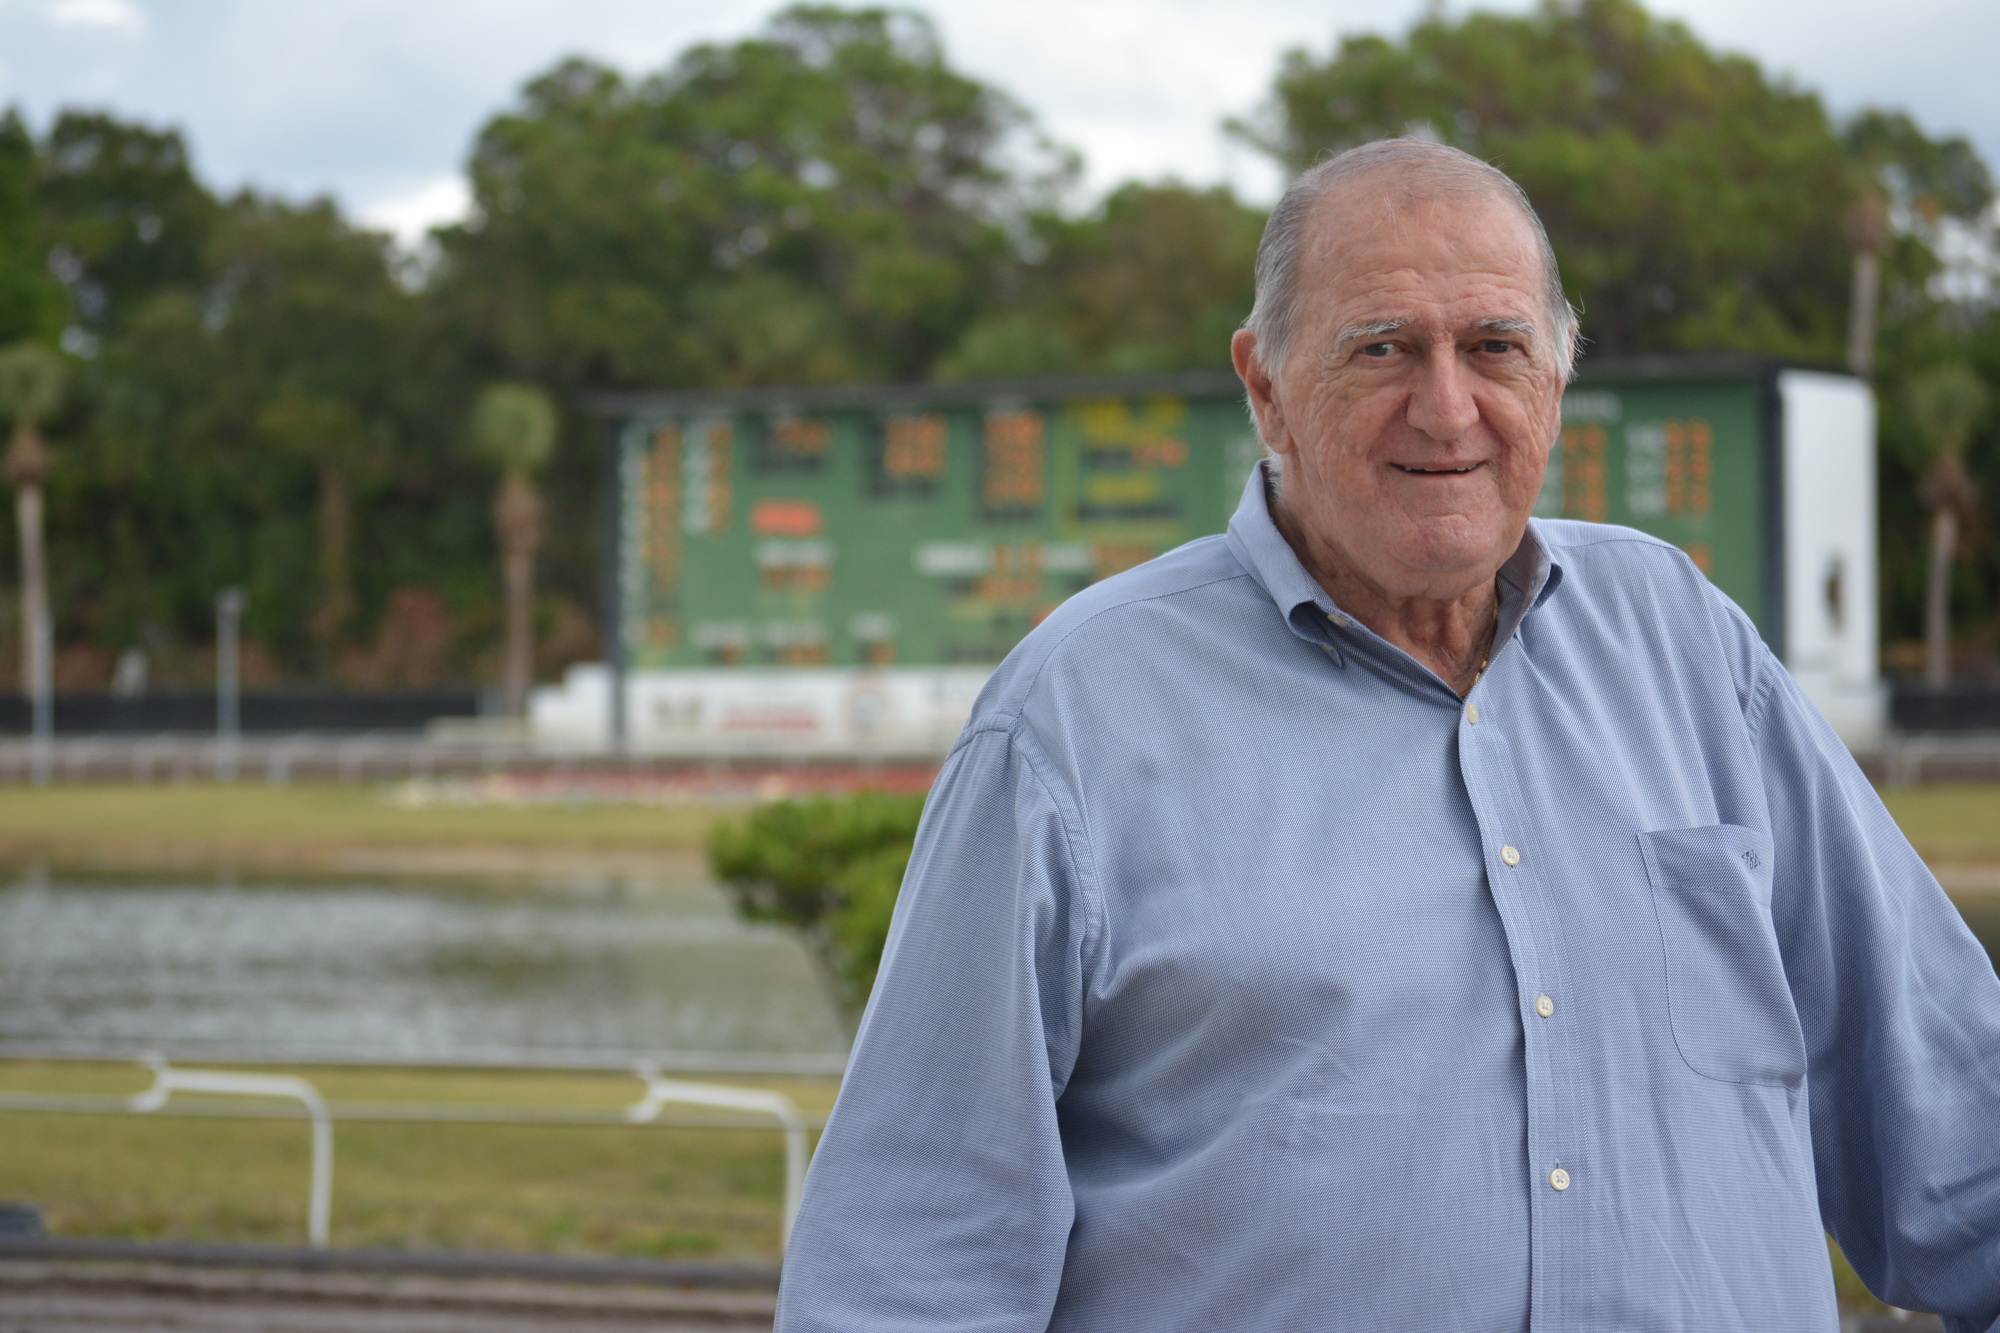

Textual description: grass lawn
[0,1060,1904,1311]
[0,1061,838,1261]
[0,777,1992,871]
[1878,781,2000,864]
[0,782,722,870]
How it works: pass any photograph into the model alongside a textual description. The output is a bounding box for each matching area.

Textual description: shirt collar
[1224,458,1564,668]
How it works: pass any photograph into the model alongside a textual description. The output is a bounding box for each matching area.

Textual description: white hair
[1243,138,1579,386]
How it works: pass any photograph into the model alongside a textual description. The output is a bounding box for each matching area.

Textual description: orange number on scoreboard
[983,411,1046,510]
[1561,423,1607,523]
[884,413,947,480]
[1663,418,1712,517]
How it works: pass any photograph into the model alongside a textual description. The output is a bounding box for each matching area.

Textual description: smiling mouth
[1393,462,1482,475]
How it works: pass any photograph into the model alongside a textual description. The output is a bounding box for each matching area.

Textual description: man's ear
[1231,328,1291,456]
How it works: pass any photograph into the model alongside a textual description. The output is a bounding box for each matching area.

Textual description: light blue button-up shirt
[777,462,2000,1332]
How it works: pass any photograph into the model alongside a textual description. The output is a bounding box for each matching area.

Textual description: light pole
[216,587,246,780]
[28,618,50,787]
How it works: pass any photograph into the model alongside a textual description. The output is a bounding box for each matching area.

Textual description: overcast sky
[0,0,1995,247]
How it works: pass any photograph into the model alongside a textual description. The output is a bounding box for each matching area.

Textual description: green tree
[1052,182,1265,373]
[22,112,233,671]
[1233,0,1900,360]
[257,390,379,673]
[0,111,61,345]
[427,5,1069,637]
[0,341,66,702]
[939,181,1265,378]
[433,6,1062,391]
[1839,110,1994,375]
[35,111,216,343]
[74,191,426,677]
[213,197,415,671]
[1904,365,1989,685]
[1844,110,1995,229]
[7,110,502,688]
[470,383,556,716]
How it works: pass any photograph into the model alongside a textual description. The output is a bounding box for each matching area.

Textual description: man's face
[1237,184,1566,603]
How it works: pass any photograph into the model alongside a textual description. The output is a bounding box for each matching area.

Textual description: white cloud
[47,0,147,37]
[3,0,1997,226]
[922,0,1438,204]
[358,174,472,251]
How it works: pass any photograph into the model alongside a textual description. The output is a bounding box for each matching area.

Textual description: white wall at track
[1780,371,1884,751]
[530,666,991,757]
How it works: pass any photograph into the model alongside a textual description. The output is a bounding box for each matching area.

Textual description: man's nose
[1405,352,1480,440]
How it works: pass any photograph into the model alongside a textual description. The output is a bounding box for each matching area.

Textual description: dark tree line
[0,0,1993,692]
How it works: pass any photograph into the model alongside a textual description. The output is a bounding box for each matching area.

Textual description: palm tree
[471,384,557,718]
[1844,190,1888,378]
[0,342,67,706]
[258,391,377,677]
[1904,364,1989,687]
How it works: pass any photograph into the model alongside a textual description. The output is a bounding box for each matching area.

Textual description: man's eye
[1361,343,1394,358]
[1481,340,1516,355]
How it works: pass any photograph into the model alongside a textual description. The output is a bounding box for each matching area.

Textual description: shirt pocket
[1638,824,1807,1087]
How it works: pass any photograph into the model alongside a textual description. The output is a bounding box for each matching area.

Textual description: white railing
[0,731,947,785]
[1882,730,2000,787]
[128,1055,333,1248]
[1,1052,824,1254]
[0,1040,845,1079]
[625,1061,809,1246]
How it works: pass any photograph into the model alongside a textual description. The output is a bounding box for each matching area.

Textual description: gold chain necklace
[1467,617,1498,693]
[1464,616,1496,696]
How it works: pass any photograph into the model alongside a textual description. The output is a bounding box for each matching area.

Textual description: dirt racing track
[0,1240,776,1333]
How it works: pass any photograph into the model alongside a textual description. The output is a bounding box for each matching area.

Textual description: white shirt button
[1501,845,1521,867]
[1465,703,1480,724]
[1536,994,1555,1019]
[1549,1168,1571,1191]
[1329,612,1349,628]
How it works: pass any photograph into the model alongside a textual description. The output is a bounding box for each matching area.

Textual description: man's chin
[1376,523,1523,591]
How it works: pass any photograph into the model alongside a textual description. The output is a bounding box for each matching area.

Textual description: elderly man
[775,139,2000,1331]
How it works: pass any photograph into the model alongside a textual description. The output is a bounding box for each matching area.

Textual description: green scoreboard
[591,372,1262,671]
[1539,372,1769,623]
[588,356,1877,741]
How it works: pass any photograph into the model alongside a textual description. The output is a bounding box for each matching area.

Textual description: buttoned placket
[1304,590,1583,1326]
[1458,663,1588,1332]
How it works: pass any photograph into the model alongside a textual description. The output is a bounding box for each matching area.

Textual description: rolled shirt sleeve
[775,722,1096,1332]
[1716,589,2000,1332]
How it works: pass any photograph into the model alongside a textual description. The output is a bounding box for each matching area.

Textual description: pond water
[0,864,1989,1069]
[0,864,850,1065]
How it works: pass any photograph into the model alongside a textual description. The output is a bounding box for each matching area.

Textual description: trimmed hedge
[708,793,923,1009]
